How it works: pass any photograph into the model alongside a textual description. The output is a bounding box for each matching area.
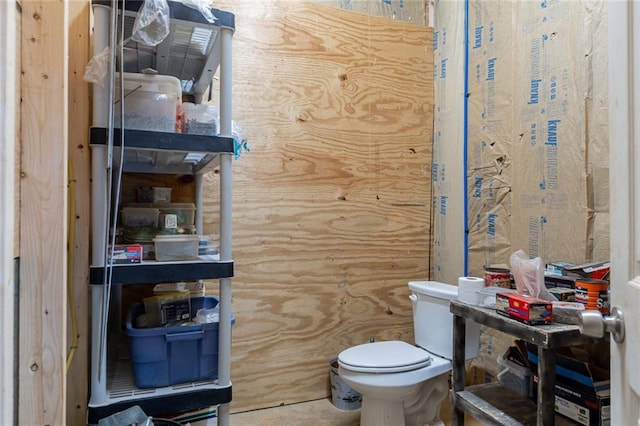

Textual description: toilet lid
[338,341,432,373]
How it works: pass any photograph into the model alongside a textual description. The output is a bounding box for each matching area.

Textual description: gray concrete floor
[229,397,484,425]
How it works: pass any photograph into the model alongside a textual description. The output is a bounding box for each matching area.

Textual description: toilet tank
[408,280,480,361]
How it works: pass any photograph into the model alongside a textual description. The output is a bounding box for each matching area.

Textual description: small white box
[159,214,178,229]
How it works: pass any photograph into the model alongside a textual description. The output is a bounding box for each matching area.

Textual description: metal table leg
[537,346,556,426]
[452,314,466,426]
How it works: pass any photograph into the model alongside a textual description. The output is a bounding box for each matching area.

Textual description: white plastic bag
[509,249,556,301]
[131,0,171,47]
[177,0,217,23]
[195,305,220,324]
[83,46,110,87]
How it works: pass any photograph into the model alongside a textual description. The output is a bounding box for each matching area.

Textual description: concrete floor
[229,397,484,425]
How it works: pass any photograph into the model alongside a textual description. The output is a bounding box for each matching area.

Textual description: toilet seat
[338,341,432,373]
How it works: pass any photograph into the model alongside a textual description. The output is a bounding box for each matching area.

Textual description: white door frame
[0,0,16,425]
[609,0,640,423]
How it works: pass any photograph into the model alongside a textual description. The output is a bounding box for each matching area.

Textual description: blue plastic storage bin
[126,296,235,389]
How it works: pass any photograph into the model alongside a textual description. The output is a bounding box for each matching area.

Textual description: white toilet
[337,281,481,426]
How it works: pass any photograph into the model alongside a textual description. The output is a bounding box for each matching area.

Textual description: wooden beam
[19,0,68,424]
[66,1,91,424]
[0,1,17,424]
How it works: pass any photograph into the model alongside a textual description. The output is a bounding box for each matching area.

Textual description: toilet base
[357,372,449,426]
[360,396,406,426]
[403,372,448,426]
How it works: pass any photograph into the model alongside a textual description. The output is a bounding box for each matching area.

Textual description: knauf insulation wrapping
[433,0,609,375]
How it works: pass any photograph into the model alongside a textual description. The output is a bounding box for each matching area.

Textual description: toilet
[337,281,481,426]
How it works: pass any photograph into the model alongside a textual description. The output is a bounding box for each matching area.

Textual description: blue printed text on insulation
[487,58,496,81]
[530,123,537,146]
[547,146,558,189]
[528,79,542,105]
[488,213,497,236]
[434,31,439,50]
[489,22,494,42]
[528,38,541,105]
[432,163,438,182]
[440,59,447,79]
[440,196,447,215]
[474,26,483,49]
[487,58,496,117]
[528,217,539,257]
[546,119,560,146]
[473,176,483,198]
[550,76,557,100]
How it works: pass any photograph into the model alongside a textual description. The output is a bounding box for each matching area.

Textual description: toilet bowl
[338,341,451,426]
[337,281,480,426]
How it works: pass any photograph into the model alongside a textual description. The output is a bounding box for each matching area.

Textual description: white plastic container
[115,72,182,133]
[127,202,196,226]
[153,235,199,261]
[137,186,172,203]
[121,207,160,227]
[157,203,196,226]
[183,102,219,136]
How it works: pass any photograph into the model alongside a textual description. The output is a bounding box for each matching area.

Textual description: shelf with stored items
[88,1,235,424]
[450,300,607,426]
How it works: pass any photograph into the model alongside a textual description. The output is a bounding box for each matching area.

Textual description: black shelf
[88,386,231,424]
[90,259,234,285]
[90,127,234,174]
[92,0,235,100]
[93,0,235,29]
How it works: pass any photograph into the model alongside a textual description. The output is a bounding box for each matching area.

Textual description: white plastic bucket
[329,358,361,411]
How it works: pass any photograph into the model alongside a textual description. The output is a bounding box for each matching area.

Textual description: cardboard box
[544,273,576,289]
[563,261,610,281]
[548,287,576,302]
[496,292,553,325]
[528,345,610,426]
[107,244,143,264]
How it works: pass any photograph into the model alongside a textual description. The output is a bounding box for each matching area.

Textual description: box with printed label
[528,345,610,426]
[495,292,552,325]
[107,244,143,264]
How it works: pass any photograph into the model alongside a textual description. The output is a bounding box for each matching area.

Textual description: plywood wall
[312,0,428,24]
[201,1,433,412]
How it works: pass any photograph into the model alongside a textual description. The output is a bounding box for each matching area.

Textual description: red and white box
[496,292,553,325]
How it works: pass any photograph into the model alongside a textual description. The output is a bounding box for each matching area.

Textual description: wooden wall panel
[203,2,433,412]
[0,1,17,424]
[19,1,68,424]
[66,1,90,424]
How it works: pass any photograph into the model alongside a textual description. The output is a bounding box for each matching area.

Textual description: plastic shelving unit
[87,2,235,424]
